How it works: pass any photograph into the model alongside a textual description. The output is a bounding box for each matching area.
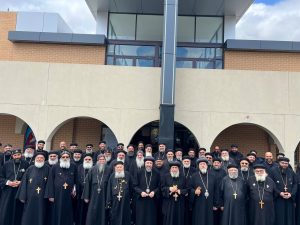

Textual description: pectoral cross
[173,193,178,201]
[44,177,47,181]
[259,200,264,209]
[117,192,122,201]
[233,192,237,199]
[29,178,32,184]
[36,187,41,194]
[63,182,68,190]
[284,186,288,192]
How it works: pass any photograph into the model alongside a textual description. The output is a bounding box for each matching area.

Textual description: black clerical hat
[49,150,59,156]
[253,164,266,170]
[227,164,238,169]
[37,140,45,144]
[247,153,256,158]
[116,149,127,155]
[83,153,93,159]
[197,157,208,165]
[240,158,250,163]
[12,149,22,155]
[278,157,290,163]
[33,152,46,159]
[73,149,83,154]
[213,158,222,163]
[60,151,71,157]
[86,144,93,147]
[169,161,181,168]
[182,156,191,161]
[231,144,238,148]
[144,156,155,163]
[166,149,174,154]
[114,161,124,167]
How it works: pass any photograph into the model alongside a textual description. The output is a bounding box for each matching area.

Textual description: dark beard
[281,168,287,174]
[14,158,21,164]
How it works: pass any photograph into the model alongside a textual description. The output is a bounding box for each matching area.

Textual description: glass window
[177,16,195,42]
[136,15,163,41]
[136,59,154,67]
[108,45,155,57]
[196,61,215,69]
[106,56,114,65]
[177,47,217,59]
[196,17,223,43]
[176,60,193,68]
[115,58,133,66]
[108,14,136,40]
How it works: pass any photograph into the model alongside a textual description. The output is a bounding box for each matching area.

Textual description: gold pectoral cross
[233,192,237,199]
[36,187,41,194]
[259,200,264,209]
[117,192,122,201]
[63,182,68,190]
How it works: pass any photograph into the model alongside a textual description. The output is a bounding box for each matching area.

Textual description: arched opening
[211,123,279,157]
[0,114,36,150]
[48,117,118,150]
[130,120,199,153]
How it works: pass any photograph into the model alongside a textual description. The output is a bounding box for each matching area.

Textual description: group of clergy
[0,140,300,225]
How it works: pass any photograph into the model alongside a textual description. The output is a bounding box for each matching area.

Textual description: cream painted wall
[0,61,300,165]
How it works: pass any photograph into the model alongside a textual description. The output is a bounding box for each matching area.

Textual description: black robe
[219,176,247,225]
[189,171,218,225]
[211,168,227,225]
[17,164,50,225]
[221,159,235,172]
[75,164,90,225]
[134,168,160,225]
[45,163,77,225]
[181,166,197,225]
[229,151,244,165]
[247,176,276,225]
[106,171,133,225]
[83,165,112,225]
[269,167,297,225]
[0,159,29,225]
[296,166,300,225]
[239,169,254,183]
[161,173,187,225]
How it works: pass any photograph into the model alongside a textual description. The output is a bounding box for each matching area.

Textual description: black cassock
[219,176,247,225]
[161,173,187,225]
[106,171,133,225]
[269,167,297,225]
[212,168,227,225]
[189,171,218,225]
[0,159,29,225]
[181,166,197,225]
[247,176,276,225]
[296,166,300,224]
[134,168,160,225]
[17,164,50,225]
[75,164,90,225]
[45,163,77,225]
[82,165,112,225]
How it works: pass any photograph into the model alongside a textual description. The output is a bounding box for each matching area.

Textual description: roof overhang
[86,0,254,21]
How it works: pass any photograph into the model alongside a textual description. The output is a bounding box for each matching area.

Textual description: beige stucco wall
[0,61,300,165]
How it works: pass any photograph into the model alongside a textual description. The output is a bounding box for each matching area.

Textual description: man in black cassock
[189,158,218,225]
[0,144,12,167]
[46,151,59,167]
[83,154,112,225]
[219,164,247,225]
[75,154,93,225]
[45,151,77,225]
[161,160,187,225]
[269,157,297,225]
[106,161,132,225]
[220,149,235,172]
[296,163,300,225]
[247,164,276,225]
[36,140,49,161]
[154,143,167,160]
[23,145,35,165]
[109,150,130,171]
[0,149,29,225]
[239,158,254,182]
[181,156,197,225]
[211,158,227,225]
[17,152,50,225]
[134,156,160,225]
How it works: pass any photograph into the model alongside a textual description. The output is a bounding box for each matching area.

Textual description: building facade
[1,0,300,166]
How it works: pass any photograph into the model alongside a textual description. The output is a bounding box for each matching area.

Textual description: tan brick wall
[0,12,106,65]
[51,118,102,150]
[210,124,278,157]
[224,50,300,72]
[0,115,25,149]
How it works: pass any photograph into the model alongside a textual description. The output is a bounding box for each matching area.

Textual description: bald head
[265,152,273,164]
